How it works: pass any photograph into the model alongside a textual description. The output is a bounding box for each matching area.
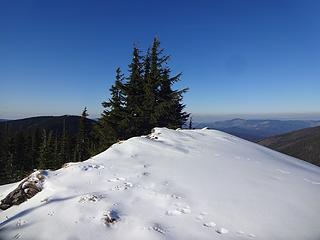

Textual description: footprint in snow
[170,194,182,199]
[15,219,27,228]
[196,212,208,220]
[202,221,229,235]
[111,182,134,191]
[108,177,126,182]
[303,178,320,185]
[82,164,104,171]
[151,223,167,235]
[276,169,291,174]
[166,205,191,216]
[142,172,151,176]
[203,222,216,227]
[47,211,55,216]
[78,194,107,203]
[216,227,229,234]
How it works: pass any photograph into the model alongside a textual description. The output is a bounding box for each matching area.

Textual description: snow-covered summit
[1,128,320,240]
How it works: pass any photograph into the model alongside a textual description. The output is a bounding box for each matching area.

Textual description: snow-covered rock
[0,170,46,210]
[0,128,320,240]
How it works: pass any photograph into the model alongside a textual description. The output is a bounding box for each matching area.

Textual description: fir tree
[124,47,144,137]
[77,107,90,161]
[148,38,189,129]
[13,131,27,178]
[155,68,189,128]
[95,38,189,152]
[96,68,126,150]
[0,123,12,184]
[142,47,157,133]
[189,116,193,129]
[38,129,55,169]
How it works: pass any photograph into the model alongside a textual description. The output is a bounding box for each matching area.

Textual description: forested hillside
[0,38,189,185]
[258,126,320,167]
[0,113,95,184]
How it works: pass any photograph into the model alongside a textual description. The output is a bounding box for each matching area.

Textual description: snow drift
[0,128,320,240]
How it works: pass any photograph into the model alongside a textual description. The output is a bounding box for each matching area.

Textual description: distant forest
[0,38,190,185]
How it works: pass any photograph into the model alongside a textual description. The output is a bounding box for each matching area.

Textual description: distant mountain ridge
[194,118,320,141]
[258,125,320,167]
[0,115,96,136]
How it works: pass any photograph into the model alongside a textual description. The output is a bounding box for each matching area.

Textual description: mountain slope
[1,128,320,240]
[194,119,320,141]
[258,126,320,166]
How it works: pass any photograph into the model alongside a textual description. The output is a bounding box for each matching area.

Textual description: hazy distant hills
[1,116,319,166]
[258,126,320,167]
[194,118,320,141]
[0,115,95,136]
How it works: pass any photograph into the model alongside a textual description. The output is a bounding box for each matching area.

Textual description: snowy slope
[1,128,320,240]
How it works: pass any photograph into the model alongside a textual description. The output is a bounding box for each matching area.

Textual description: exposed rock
[0,170,46,210]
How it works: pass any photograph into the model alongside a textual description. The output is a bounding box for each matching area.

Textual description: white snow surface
[1,128,320,240]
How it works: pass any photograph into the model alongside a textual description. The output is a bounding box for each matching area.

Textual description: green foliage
[0,38,189,185]
[97,38,189,150]
[0,115,97,185]
[76,107,91,161]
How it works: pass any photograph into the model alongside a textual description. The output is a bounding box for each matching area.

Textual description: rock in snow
[0,128,320,240]
[0,171,46,210]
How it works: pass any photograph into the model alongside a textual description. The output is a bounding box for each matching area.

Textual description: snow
[1,127,320,240]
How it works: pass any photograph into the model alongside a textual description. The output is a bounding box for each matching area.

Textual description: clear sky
[1,0,319,120]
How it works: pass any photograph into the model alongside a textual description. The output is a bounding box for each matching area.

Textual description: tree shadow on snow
[0,195,77,230]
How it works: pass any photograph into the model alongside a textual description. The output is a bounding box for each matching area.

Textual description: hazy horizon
[2,112,320,122]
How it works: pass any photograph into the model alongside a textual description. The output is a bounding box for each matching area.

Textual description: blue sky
[0,0,319,120]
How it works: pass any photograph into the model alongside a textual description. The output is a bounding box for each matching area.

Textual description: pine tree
[95,38,189,153]
[148,38,189,129]
[38,129,47,169]
[13,131,27,178]
[124,47,144,137]
[189,116,193,129]
[141,47,157,133]
[96,68,126,150]
[0,123,12,184]
[53,134,60,167]
[38,129,55,169]
[77,107,90,161]
[30,128,41,169]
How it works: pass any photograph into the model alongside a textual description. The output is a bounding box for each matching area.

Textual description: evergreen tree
[38,129,55,169]
[77,107,90,161]
[38,129,47,169]
[53,134,60,167]
[155,68,189,128]
[0,123,12,184]
[141,47,157,133]
[146,38,189,129]
[189,116,193,129]
[59,118,69,163]
[124,47,144,137]
[95,38,189,153]
[13,131,27,178]
[30,128,42,169]
[96,68,126,150]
